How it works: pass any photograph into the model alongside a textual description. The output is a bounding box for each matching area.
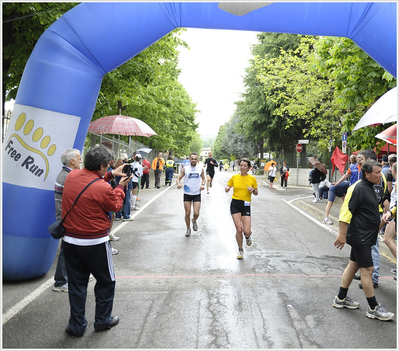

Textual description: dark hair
[84,144,113,171]
[239,158,251,168]
[100,141,113,150]
[190,152,198,157]
[389,156,397,164]
[361,160,381,178]
[360,149,377,161]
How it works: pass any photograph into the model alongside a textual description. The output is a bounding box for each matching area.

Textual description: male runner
[203,151,218,194]
[177,152,206,237]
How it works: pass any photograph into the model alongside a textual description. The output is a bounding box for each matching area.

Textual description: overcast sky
[177,28,260,137]
[5,28,259,139]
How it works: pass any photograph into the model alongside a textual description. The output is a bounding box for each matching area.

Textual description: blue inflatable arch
[3,2,397,280]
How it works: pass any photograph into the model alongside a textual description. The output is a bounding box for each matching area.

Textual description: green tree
[313,36,396,151]
[3,2,78,113]
[93,29,198,154]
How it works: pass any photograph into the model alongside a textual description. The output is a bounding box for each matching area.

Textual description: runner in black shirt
[203,151,218,194]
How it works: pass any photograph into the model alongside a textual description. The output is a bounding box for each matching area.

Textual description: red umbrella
[375,123,397,145]
[88,115,157,137]
[308,157,327,174]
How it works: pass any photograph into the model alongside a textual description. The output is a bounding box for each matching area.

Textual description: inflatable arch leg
[2,2,396,280]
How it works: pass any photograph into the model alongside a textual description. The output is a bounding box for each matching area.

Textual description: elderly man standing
[152,152,165,189]
[53,148,82,293]
[62,144,132,337]
[332,160,394,321]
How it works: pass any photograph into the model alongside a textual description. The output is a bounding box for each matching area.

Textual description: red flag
[330,146,348,175]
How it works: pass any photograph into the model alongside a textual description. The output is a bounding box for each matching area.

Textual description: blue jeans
[371,237,380,283]
[54,241,67,286]
[122,190,131,219]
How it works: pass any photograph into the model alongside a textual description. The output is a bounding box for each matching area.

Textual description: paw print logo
[7,113,57,180]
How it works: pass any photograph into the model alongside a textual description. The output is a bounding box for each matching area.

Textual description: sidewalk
[224,166,396,263]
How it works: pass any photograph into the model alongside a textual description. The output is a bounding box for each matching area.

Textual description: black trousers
[141,173,149,188]
[64,240,115,335]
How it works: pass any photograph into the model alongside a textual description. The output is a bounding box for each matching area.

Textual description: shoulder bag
[48,178,101,239]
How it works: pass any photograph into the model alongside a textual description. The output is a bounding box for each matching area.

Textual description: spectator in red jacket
[62,144,132,337]
[141,157,151,189]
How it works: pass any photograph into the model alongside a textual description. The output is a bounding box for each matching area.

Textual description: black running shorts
[349,244,374,268]
[230,199,251,216]
[206,170,215,179]
[184,194,201,202]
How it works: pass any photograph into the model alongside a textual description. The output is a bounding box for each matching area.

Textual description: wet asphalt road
[2,168,397,349]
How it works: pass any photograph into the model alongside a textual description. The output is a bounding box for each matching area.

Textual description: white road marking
[3,185,173,324]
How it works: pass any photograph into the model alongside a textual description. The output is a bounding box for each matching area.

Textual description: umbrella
[353,87,397,131]
[88,115,157,137]
[263,160,276,172]
[136,147,152,156]
[375,123,397,145]
[308,157,327,174]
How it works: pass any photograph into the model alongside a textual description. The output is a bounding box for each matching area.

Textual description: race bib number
[244,201,251,206]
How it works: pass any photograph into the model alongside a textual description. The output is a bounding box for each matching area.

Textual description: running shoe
[207,191,209,194]
[353,271,361,280]
[332,296,360,309]
[245,235,252,246]
[185,228,191,237]
[122,217,134,221]
[131,206,140,211]
[112,247,119,255]
[53,283,68,293]
[323,218,333,225]
[312,198,319,203]
[115,217,122,221]
[366,304,395,321]
[109,233,120,241]
[192,221,198,231]
[237,250,243,260]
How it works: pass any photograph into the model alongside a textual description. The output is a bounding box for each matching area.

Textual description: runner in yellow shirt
[225,158,258,259]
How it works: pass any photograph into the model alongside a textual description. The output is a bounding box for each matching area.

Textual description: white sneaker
[192,221,198,231]
[245,235,252,246]
[366,303,395,321]
[185,228,191,237]
[323,218,333,225]
[53,283,68,293]
[112,247,119,255]
[89,274,94,282]
[237,250,243,260]
[312,199,318,203]
[109,233,120,241]
[132,207,140,211]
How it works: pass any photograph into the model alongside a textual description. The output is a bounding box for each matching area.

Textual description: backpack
[308,169,314,184]
[320,172,326,181]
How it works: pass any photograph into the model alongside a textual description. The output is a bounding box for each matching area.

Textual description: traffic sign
[296,144,303,152]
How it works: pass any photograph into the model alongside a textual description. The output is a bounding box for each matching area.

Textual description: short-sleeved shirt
[227,174,258,202]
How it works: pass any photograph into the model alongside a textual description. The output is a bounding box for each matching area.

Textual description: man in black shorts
[177,153,206,237]
[332,160,394,321]
[203,151,218,194]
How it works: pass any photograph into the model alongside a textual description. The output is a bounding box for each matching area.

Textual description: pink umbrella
[375,123,397,145]
[88,115,157,137]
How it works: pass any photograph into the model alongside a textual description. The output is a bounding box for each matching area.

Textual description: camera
[122,163,133,177]
[122,163,139,180]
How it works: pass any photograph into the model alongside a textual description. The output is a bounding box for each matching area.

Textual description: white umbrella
[353,87,397,131]
[136,148,152,156]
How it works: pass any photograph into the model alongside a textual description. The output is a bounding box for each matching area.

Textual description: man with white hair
[52,148,82,293]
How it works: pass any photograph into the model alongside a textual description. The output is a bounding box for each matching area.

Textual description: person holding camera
[62,144,133,337]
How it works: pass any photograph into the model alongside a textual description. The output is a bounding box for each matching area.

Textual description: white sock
[131,195,137,209]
